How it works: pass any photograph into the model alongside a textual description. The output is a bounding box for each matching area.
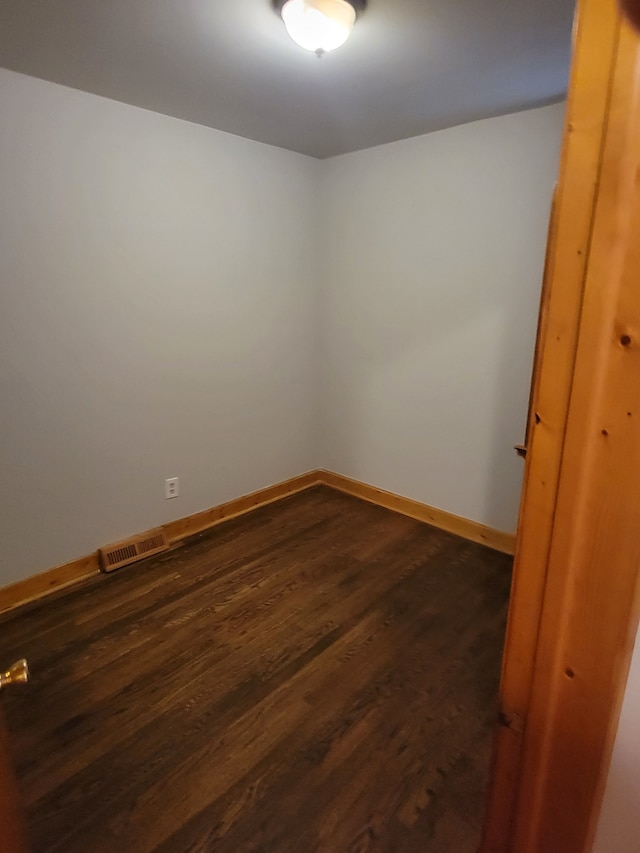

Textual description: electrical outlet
[165,477,179,499]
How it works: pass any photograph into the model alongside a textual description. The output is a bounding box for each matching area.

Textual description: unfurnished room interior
[2,2,640,852]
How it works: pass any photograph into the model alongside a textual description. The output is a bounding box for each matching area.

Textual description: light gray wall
[0,68,563,587]
[593,628,640,853]
[0,69,321,586]
[319,104,564,533]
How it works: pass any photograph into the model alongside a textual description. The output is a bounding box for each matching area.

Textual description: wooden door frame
[482,1,640,850]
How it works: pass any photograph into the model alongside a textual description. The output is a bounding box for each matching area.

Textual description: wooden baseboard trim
[0,472,323,617]
[318,470,516,555]
[0,554,101,616]
[162,470,322,543]
[0,468,514,616]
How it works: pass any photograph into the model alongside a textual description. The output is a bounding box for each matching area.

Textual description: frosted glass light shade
[280,0,356,53]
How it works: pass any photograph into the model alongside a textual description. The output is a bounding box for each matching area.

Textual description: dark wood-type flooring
[0,486,512,853]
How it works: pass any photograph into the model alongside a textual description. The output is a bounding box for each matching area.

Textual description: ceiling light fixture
[273,0,366,56]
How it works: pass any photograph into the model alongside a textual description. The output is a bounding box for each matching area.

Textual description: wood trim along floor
[0,469,515,615]
[320,471,516,556]
[162,470,322,543]
[0,471,322,617]
[0,553,101,617]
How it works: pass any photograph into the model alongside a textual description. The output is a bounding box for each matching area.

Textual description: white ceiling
[0,0,575,159]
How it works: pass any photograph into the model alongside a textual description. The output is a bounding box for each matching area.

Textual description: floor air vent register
[98,528,169,573]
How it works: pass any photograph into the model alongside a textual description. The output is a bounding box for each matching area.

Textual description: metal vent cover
[99,528,168,573]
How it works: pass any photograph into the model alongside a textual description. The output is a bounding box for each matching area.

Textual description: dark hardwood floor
[0,486,512,853]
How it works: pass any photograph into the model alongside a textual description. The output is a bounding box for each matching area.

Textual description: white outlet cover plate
[165,477,179,499]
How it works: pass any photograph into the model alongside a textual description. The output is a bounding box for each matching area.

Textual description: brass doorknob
[0,659,29,691]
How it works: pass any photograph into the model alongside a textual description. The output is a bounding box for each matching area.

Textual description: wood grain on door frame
[482,1,640,849]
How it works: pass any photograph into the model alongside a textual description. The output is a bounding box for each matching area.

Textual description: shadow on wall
[483,286,536,533]
[592,633,640,853]
[483,167,557,532]
[592,764,640,853]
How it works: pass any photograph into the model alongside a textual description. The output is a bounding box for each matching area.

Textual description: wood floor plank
[0,486,511,853]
